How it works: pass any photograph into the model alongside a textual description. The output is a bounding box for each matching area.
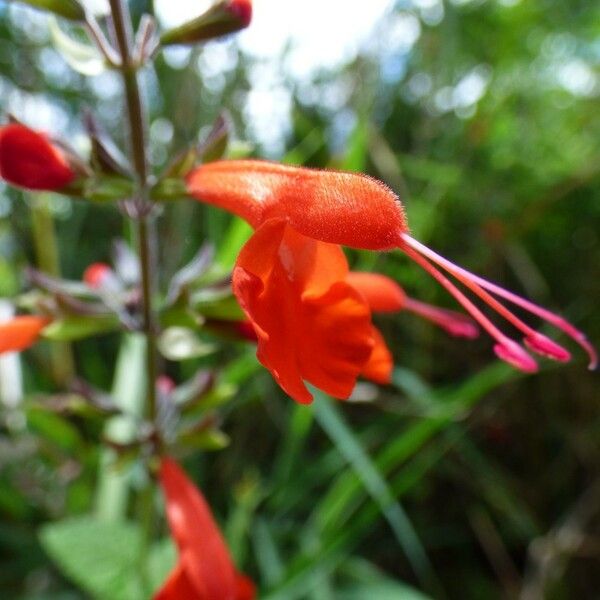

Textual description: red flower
[186,160,596,400]
[0,315,50,354]
[155,458,255,600]
[0,123,76,191]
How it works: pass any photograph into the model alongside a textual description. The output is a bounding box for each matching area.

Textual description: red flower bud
[83,262,113,289]
[0,124,76,191]
[0,315,50,354]
[161,0,253,46]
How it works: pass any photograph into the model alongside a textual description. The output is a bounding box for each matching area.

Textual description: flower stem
[108,0,157,425]
[107,0,157,593]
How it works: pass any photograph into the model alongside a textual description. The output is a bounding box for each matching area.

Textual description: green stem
[108,0,157,593]
[30,195,75,386]
[108,0,157,431]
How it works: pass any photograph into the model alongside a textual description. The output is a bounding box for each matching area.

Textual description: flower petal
[346,271,406,313]
[186,160,407,250]
[0,124,75,191]
[0,315,50,354]
[232,219,375,403]
[360,327,393,385]
[158,458,237,599]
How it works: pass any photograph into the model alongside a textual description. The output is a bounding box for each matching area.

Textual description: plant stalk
[107,0,158,593]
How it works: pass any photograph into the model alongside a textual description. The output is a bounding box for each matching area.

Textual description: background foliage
[0,0,599,598]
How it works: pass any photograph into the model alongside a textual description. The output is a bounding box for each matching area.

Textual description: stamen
[461,272,596,370]
[400,234,572,363]
[402,297,479,339]
[400,244,538,373]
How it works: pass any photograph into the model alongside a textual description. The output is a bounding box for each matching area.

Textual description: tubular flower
[0,123,76,191]
[0,315,50,354]
[187,160,596,397]
[155,458,255,600]
[346,271,479,339]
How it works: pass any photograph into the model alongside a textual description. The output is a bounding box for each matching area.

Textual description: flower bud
[83,262,113,289]
[161,0,252,46]
[0,124,77,191]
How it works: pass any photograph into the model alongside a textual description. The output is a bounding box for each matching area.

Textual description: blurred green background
[0,0,599,598]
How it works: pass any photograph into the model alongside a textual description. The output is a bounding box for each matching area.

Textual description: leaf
[200,111,231,162]
[166,243,215,305]
[42,314,120,341]
[15,0,85,21]
[337,582,431,600]
[312,392,435,586]
[49,17,106,76]
[39,517,143,600]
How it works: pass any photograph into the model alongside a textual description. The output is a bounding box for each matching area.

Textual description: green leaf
[15,0,85,21]
[337,582,431,600]
[49,17,106,76]
[42,314,120,341]
[26,407,83,452]
[40,517,176,599]
[313,392,435,586]
[39,517,144,600]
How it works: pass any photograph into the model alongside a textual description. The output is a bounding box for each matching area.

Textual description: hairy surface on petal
[186,160,407,250]
[360,326,393,384]
[159,458,236,600]
[0,315,50,354]
[0,124,75,190]
[346,271,406,313]
[232,220,375,404]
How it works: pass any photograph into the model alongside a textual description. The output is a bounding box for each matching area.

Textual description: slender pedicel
[400,234,595,368]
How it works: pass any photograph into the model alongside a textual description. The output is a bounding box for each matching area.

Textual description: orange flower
[0,315,50,354]
[187,160,596,395]
[346,271,479,339]
[155,458,255,600]
[0,123,76,191]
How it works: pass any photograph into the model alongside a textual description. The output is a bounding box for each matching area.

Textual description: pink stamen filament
[400,235,570,363]
[402,296,480,339]
[401,234,596,369]
[400,244,538,373]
